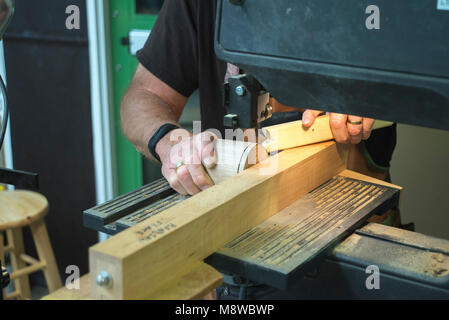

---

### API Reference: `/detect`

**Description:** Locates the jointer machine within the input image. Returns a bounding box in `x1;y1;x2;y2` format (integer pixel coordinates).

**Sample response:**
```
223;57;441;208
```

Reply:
51;1;449;299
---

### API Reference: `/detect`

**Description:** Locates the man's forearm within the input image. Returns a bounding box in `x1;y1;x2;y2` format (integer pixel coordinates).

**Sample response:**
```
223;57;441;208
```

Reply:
121;87;185;161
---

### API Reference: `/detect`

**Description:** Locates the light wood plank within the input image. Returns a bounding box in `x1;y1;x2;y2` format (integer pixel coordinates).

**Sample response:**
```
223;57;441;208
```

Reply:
89;141;346;299
146;262;223;300
262;115;394;153
42;274;91;300
43;262;222;300
262;115;333;153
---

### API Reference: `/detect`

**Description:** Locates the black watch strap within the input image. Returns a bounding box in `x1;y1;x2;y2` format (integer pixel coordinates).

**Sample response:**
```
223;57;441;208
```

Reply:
148;123;180;162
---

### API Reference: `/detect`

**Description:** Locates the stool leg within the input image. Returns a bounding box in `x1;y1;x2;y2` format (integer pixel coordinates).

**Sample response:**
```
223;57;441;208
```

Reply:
29;219;62;293
6;228;31;299
0;232;6;299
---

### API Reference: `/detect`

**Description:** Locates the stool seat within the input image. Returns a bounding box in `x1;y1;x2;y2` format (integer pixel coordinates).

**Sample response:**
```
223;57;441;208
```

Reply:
0;190;61;299
0;191;48;231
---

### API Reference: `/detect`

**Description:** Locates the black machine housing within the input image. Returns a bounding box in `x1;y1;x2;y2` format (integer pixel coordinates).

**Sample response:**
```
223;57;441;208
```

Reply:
215;0;449;131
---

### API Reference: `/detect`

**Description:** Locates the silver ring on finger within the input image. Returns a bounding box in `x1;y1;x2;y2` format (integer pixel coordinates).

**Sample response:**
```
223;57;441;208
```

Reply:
174;160;185;173
347;119;363;125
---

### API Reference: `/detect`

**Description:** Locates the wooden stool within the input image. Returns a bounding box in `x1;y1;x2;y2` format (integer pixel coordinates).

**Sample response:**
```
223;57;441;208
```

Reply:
0;190;62;299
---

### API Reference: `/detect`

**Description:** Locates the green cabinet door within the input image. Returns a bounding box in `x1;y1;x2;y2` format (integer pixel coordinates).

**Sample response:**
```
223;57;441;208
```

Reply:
108;0;162;195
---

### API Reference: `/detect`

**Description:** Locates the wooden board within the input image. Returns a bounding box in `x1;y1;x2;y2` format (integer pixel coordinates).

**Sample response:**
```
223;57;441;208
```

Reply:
146;262;222;300
42;274;91;300
89;141;346;299
262;115;394;153
262;115;334;153
42;262;222;300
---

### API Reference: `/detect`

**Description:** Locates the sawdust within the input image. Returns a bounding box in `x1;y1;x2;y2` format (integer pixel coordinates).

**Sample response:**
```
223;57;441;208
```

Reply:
432;253;445;263
424;253;449;277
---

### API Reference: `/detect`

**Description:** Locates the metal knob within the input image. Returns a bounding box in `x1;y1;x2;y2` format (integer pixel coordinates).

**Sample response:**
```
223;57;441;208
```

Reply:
96;271;113;289
235;85;246;96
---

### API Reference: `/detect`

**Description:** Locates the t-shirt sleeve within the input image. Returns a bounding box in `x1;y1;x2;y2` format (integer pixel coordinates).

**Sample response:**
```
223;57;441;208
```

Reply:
136;0;198;97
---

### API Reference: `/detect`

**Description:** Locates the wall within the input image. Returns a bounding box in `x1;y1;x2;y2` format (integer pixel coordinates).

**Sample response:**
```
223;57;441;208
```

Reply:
390;124;449;240
3;0;98;283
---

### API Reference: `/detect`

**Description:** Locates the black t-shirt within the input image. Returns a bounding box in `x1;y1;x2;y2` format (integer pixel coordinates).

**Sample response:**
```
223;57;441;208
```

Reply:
136;0;397;170
137;0;226;133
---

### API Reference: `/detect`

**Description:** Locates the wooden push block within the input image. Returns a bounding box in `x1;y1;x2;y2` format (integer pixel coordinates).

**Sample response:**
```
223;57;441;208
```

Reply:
89;141;346;299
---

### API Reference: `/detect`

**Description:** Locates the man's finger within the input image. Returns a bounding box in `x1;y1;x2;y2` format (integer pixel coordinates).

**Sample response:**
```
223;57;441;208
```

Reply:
329;113;350;144
347;115;363;144
168;141;184;168
164;168;188;195
176;163;201;195
196;131;218;169
302;109;323;127
184;140;214;191
186;163;214;191
362;118;375;140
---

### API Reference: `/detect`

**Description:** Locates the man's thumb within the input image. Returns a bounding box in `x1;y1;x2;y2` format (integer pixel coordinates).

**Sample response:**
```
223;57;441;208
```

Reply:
302;109;322;127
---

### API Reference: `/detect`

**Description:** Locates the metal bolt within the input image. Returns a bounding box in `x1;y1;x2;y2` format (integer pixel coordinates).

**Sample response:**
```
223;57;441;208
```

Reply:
113;10;119;18
96;271;113;289
235;85;246;96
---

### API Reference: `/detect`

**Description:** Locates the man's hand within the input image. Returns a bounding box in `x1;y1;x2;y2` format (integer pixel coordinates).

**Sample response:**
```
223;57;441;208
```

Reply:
156;129;217;195
302;109;374;144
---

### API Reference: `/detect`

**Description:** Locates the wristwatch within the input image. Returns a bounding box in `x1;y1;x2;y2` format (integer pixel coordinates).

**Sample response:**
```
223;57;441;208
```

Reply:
148;123;180;162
